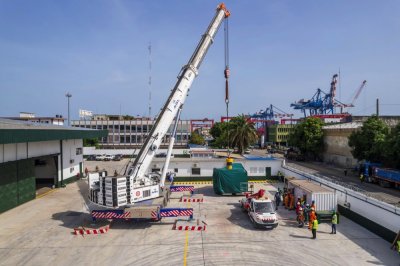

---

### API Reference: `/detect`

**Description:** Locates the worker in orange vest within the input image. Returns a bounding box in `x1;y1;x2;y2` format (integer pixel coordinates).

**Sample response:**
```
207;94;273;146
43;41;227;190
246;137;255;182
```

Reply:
289;193;295;210
311;200;316;212
285;193;290;209
308;209;316;230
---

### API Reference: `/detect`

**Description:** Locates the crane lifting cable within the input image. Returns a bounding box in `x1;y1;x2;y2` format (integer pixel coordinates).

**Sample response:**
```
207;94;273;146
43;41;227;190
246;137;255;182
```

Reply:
224;14;232;164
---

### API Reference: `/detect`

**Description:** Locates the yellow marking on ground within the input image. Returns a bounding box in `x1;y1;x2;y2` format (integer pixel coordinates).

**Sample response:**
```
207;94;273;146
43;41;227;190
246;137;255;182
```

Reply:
36;188;58;199
174;181;212;185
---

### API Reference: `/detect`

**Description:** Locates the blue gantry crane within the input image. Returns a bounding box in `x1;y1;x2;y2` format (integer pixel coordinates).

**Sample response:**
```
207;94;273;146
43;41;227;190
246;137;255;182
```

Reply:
291;74;345;117
291;74;367;117
250;104;293;121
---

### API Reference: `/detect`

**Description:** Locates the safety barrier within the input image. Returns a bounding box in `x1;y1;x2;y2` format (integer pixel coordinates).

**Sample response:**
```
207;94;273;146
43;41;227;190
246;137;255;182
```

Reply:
74;225;110;235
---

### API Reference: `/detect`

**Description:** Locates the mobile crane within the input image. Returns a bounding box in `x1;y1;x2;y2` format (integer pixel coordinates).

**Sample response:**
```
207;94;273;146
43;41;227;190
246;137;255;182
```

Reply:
87;3;230;218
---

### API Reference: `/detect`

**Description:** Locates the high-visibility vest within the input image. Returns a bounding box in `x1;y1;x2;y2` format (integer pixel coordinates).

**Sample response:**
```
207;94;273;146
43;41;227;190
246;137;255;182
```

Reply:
332;214;338;224
312;219;318;230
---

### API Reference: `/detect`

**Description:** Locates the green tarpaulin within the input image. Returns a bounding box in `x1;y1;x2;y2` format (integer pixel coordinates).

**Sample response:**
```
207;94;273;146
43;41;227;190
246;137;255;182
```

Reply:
213;163;248;195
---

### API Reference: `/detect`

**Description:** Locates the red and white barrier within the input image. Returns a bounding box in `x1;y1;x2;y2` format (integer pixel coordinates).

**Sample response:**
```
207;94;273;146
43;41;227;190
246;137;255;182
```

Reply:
180;198;204;202
173;219;207;231
74;225;110;235
174;225;206;231
92;211;130;219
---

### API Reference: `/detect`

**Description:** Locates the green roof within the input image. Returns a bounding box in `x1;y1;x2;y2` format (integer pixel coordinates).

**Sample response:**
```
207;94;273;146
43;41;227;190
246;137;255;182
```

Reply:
0;119;107;144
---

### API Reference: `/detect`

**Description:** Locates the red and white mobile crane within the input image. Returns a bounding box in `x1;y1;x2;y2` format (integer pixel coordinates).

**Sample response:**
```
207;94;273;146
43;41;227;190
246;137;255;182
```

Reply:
88;4;230;215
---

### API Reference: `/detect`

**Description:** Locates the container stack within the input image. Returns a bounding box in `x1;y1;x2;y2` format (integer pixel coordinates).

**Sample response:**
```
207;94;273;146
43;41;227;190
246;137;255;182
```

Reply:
126;176;133;204
88;188;100;203
98;177;106;205
104;177;128;207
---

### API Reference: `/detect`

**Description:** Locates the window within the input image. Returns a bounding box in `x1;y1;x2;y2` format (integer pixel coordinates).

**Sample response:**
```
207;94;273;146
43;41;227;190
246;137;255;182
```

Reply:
152;168;161;172
174;168;179;173
192;168;201;175
76;148;83;155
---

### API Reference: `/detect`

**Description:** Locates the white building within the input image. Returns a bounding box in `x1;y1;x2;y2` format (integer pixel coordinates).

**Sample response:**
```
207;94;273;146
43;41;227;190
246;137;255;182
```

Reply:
72;115;214;149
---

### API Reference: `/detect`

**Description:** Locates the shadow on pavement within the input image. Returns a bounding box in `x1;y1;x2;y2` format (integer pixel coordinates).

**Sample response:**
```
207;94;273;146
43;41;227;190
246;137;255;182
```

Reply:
52;211;92;229
289;234;312;239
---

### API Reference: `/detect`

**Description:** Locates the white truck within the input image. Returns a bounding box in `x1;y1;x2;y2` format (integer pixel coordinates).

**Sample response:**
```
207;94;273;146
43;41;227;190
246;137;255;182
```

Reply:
88;3;230;208
240;190;279;229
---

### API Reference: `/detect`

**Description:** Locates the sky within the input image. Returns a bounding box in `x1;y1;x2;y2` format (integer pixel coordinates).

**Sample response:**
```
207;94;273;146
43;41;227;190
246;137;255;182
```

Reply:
1;0;400;121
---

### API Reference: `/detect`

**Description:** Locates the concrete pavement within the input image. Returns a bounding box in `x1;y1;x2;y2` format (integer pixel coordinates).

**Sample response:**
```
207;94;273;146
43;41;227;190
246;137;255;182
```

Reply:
0;179;398;265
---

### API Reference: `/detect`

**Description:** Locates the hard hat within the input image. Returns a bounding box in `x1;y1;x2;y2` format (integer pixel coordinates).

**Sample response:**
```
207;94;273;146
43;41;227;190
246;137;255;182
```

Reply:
306;203;310;207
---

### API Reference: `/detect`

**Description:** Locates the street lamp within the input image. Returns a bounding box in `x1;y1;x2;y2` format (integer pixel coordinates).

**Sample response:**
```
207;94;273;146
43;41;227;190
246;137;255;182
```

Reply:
65;92;72;126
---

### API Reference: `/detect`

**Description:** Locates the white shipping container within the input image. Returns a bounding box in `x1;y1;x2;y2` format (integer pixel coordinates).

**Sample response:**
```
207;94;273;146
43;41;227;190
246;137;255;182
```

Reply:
289;179;337;212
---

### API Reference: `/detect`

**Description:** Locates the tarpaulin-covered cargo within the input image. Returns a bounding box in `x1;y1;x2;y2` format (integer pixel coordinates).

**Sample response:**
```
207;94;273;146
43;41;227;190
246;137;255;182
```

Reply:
288;179;337;212
213;163;248;195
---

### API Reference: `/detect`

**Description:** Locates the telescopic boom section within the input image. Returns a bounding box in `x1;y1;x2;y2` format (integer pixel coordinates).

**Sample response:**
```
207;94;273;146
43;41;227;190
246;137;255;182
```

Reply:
129;3;230;181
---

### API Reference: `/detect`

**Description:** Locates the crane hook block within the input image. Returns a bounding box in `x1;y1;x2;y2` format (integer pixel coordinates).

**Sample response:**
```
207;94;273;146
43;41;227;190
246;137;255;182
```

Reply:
217;3;230;18
224;68;230;79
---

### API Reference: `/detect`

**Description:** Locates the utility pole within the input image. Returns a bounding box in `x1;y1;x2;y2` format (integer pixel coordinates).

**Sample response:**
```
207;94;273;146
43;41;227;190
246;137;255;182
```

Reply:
148;42;152;117
65;92;72;126
376;98;379;117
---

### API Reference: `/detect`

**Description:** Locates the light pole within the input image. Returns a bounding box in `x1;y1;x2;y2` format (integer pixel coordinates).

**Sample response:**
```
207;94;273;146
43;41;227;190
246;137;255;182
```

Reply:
65;92;72;126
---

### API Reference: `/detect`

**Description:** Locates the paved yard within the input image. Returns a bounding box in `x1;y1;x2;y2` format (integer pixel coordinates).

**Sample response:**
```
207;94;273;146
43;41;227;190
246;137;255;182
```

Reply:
0;179;398;266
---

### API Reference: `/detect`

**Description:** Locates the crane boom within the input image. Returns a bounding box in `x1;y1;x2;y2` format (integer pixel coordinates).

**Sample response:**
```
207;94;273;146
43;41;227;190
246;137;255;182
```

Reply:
88;3;231;209
128;3;230;182
351;80;367;106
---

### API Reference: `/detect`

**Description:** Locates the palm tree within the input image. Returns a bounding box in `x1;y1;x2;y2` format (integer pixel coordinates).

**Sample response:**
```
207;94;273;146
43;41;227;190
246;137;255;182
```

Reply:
229;115;258;154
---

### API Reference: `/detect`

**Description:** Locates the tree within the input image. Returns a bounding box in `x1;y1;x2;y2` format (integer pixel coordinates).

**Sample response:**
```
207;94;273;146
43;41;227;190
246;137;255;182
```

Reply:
209;122;229;148
83;138;99;148
288;117;324;159
189;131;205;145
123;115;135;120
348;115;389;163
383;123;400;168
228;115;258;154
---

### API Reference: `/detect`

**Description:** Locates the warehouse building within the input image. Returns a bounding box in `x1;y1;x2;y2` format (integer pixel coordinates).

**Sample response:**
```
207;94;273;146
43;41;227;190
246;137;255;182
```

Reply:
0;119;107;213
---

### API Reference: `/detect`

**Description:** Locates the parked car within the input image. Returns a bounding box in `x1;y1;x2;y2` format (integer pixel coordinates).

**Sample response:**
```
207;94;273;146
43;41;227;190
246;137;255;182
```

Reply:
113;154;122;161
86;155;96;161
96;154;106;161
104;154;115;161
155;152;174;158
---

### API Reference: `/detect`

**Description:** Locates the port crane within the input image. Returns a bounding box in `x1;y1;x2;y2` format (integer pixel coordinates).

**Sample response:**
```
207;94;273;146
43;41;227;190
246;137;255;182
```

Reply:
88;3;230;209
291;74;340;117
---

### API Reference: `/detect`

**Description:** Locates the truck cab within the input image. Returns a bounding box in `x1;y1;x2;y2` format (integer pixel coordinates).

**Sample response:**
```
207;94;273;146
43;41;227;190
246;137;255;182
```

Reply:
241;197;278;229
